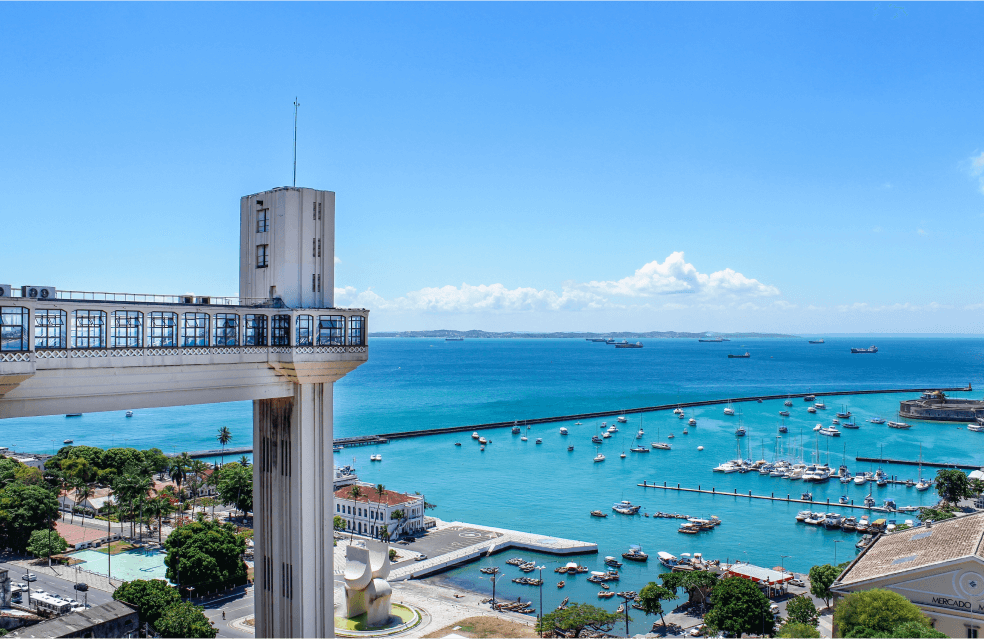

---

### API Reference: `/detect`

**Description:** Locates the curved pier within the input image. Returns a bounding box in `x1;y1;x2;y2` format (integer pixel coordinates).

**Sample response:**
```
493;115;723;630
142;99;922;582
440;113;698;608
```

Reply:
333;384;971;447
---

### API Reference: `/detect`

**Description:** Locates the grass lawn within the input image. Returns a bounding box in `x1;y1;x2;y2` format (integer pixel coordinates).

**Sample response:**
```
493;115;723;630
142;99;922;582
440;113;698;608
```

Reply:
93;541;135;555
423;616;538;638
334;604;416;631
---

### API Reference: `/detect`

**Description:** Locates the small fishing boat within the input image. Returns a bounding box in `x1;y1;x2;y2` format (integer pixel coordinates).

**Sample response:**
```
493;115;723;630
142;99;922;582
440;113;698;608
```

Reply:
591;435;602;444
521;435;528;441
536;438;543;444
779;410;790;417
568;445;574;452
651;442;671;450
66;413;82;418
723;401;735;416
557;581;565;588
843;420;859;429
784;400;793;407
574;422;582;426
125;411;133;418
779;425;788;433
454;442;461;446
472;432;480;439
559;427;568;435
598;591;615;598
804;394;816;401
63;439;74;444
622;545;648;562
479;437;488;444
832;419;840;425
480;446;485;452
667;433;675;439
594;452;605;463
814;402;827;410
619;451;626;459
612;500;641;514
512;425;521;434
682;428;688;435
604;556;623;567
590;510;608;517
688;417;696;426
869;417;886;424
807;406;817;413
617;415;628;423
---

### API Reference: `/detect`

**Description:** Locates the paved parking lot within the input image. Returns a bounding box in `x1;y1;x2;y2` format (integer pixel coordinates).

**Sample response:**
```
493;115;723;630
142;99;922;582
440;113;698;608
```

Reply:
392;525;502;568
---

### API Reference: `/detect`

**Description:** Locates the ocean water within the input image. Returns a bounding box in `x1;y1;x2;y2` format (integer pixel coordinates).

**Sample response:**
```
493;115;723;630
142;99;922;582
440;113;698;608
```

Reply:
4;336;984;633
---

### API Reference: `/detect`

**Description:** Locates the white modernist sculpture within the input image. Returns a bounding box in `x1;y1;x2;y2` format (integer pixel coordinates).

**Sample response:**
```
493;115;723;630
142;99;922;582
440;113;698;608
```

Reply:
344;540;393;626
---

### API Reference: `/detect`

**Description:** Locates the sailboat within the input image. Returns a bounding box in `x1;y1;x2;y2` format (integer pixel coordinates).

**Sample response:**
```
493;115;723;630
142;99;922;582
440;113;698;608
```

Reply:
724;401;735;416
594;446;605;463
651;424;671;450
915;444;931;491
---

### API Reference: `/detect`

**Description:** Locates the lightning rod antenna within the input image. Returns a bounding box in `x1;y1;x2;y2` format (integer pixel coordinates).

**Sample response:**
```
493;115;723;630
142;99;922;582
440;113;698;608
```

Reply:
293;97;300;187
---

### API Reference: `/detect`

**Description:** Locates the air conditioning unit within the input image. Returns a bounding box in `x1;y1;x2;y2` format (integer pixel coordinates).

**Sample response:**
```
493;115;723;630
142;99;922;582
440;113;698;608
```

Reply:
195;296;211;305
0;284;11;298
21;286;56;300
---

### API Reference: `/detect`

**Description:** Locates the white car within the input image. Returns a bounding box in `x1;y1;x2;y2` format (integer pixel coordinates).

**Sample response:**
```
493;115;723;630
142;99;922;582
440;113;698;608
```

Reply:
770;603;780;615
11;582;28;592
789;578;805;587
22;573;37;582
690;625;706;636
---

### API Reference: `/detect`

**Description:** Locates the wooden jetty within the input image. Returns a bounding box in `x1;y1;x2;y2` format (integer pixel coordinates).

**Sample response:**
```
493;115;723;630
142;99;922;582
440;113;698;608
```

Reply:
636;480;921;512
169;445;253;459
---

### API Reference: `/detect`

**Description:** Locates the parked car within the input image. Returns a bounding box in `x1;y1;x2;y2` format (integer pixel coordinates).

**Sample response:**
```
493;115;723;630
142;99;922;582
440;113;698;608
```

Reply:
22;573;37;582
789;578;805;587
11;592;23;604
770;603;780;615
73;583;89;591
689;625;706;636
11;582;28;592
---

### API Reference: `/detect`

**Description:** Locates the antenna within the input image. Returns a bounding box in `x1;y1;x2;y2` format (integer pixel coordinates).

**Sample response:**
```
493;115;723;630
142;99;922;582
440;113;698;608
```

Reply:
293;97;300;187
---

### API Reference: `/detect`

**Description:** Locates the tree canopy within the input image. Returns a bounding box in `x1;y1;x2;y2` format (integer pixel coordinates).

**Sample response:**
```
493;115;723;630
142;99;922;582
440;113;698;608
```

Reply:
835;589;942;638
154;600;217;638
809;563;841;608
535;603;619;638
0;481;60;552
777;622;821;638
935;469;973;505
113;579;181;628
213;462;252;518
164;519;247;592
26;528;68;558
638;582;676;627
703;576;775;638
784;594;819;628
659;570;719;605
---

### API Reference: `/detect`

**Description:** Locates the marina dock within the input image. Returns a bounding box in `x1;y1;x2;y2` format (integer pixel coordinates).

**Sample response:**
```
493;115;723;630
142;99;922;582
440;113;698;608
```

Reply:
170;446;253;459
637;480;922;512
855;456;979;470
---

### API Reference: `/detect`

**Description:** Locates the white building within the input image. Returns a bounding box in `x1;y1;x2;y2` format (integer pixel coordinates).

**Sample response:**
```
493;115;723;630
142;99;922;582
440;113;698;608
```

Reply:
333;484;425;539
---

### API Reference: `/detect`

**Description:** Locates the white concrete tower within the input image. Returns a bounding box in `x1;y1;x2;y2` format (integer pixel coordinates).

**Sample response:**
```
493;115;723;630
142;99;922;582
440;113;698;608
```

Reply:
242;187;358;638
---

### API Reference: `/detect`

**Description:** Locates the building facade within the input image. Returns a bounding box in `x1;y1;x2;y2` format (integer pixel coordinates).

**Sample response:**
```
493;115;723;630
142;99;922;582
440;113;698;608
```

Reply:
833;513;984;638
334;484;425;539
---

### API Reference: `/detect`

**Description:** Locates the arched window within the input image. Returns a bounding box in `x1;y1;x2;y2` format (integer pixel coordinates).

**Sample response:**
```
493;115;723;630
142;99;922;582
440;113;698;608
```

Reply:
271;315;290;346
148;312;178;347
0;307;29;351
72;310;107;349
348;316;365;346
111;311;143;348
245;314;268;346
296;315;313;346
34;309;67;349
317;316;345;345
182;313;209;347
214;314;239;346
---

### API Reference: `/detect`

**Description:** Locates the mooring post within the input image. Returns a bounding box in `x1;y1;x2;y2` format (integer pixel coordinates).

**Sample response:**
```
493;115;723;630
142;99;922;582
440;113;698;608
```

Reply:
749;490;752;497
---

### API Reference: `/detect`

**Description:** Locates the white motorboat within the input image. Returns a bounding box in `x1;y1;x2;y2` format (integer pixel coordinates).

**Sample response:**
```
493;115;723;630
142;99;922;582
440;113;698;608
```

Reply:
472;432;480;439
636;429;644;439
832;419;840;425
652;442;671;450
968;423;984;433
602;432;611;439
688;417;696;426
608;425;618;433
574;422;582;426
795;510;811;522
619;451;626;458
807;406;817;413
521;436;528;441
617;415;628;423
814;402;826;410
370;454;382;461
536;438;543;444
657;551;679;568
713;461;739;473
560;427;569;435
479;437;488;444
594;453;606;463
723;402;735;416
673;408;684;415
869;417;886;424
125;411;133;418
819;425;841;437
784;400;793;407
916;479;932;491
63;439;73;444
887;421;912;429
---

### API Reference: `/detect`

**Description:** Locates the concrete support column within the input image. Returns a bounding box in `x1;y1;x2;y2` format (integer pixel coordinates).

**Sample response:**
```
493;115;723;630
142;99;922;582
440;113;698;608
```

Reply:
254;382;334;638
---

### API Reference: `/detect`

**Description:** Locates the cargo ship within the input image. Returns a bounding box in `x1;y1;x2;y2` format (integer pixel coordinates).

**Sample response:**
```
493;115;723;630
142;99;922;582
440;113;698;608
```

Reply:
851;346;878;354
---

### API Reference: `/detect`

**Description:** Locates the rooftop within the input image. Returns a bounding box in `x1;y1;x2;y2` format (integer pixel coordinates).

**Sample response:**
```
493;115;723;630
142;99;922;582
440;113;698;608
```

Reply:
726;563;793;585
334;485;423;507
836;511;984;586
5;601;137;638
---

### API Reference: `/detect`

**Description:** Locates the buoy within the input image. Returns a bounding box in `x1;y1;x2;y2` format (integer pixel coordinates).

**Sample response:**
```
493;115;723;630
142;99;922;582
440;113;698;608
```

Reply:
698;446;704;451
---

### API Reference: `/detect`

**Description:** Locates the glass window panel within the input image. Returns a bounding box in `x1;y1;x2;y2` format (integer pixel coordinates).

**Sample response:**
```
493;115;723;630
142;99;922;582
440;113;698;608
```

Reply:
257;209;269;233
214;313;239;346
148;312;178;347
34;309;67;349
182;313;209;347
72;310;107;349
296;315;313;346
271;315;290;346
0;307;29;351
245;314;268;346
348;315;365;346
256;244;268;268
316;315;345;345
111;311;143;348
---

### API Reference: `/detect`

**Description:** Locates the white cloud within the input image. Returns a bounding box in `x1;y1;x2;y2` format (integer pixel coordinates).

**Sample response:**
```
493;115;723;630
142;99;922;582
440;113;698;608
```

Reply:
335;253;779;314
334;256;342;264
580;252;780;298
972;151;984;195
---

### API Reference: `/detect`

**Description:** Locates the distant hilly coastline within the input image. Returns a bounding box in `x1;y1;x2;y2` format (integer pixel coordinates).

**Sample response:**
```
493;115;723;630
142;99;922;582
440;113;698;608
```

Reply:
368;330;798;339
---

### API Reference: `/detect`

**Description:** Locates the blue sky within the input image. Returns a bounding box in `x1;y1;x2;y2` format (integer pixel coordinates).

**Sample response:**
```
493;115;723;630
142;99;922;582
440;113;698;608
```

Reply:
2;3;983;333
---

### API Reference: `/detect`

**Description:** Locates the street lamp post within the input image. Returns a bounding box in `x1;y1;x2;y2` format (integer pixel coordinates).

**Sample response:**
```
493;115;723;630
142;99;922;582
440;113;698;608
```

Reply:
780;555;792;595
833;540;843;565
537;565;545;637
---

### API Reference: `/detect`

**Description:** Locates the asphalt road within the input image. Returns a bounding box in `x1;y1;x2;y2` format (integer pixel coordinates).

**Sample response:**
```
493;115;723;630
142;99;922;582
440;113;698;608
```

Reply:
200;587;255;638
1;556;114;609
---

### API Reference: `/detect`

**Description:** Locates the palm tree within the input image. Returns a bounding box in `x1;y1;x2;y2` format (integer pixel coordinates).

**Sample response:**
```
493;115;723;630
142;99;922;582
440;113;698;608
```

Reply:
189;460;210;516
349;485;362;543
239;455;250;467
375;484;386;539
216;427;233;467
74;480;92;525
168;453;192;522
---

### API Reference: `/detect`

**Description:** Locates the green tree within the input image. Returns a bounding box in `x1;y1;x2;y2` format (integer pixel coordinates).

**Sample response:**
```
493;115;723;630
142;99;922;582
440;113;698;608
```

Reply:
659;570;719;606
777;622;821;638
102;448;147;476
154;600;217;638
188;460;210;517
916;506;957;523
216;427;232;466
784;594;819;627
26;528;68;558
147;494;176;544
0;482;60;552
164;518;247;592
638;582;676;627
333;515;346;532
935;468;972;505
704;576;775;638
113;579;181;628
535;603;619;638
809;563;841;608
112;467;152;538
49;445;105;471
835;589;937;638
889;621;947;638
349;485;363;541
143;448;170;478
168;453;192;515
239;455;250;467
214;462;252;521
374;483;386;538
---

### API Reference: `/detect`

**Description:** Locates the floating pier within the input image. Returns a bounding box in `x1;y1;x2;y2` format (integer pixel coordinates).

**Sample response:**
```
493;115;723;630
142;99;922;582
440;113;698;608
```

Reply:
636;480;921;512
855;457;979;470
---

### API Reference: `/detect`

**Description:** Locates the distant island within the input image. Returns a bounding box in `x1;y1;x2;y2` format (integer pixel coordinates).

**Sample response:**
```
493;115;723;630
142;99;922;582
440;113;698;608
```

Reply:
369;330;798;339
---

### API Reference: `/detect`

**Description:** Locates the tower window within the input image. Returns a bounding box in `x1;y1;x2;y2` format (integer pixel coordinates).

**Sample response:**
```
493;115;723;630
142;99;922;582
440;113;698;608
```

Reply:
257;209;269;233
256;244;269;268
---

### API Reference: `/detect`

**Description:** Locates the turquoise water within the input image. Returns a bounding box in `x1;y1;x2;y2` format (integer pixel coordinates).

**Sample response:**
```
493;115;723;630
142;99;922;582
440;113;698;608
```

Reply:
5;337;984;633
70;547;169;583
